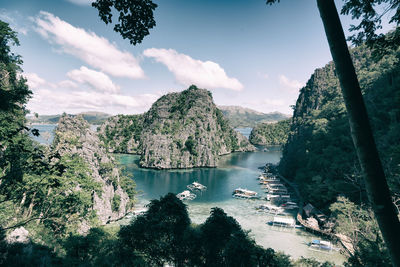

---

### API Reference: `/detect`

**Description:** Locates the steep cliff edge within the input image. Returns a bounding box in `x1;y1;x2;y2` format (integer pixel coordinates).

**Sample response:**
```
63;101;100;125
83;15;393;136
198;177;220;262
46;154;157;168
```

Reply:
53;115;135;227
98;86;255;169
279;44;400;208
139;86;255;169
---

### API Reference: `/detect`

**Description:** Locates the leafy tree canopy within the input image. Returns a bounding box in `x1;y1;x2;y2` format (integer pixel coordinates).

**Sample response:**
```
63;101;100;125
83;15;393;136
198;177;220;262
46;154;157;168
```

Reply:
91;0;157;45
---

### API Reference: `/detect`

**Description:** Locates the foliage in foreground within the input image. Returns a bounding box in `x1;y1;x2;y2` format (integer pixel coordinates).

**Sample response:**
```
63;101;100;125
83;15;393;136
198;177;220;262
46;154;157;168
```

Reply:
1;193;338;267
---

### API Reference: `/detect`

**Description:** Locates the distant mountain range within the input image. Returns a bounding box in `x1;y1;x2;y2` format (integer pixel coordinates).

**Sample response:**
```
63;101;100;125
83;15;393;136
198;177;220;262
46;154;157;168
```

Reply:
27;111;111;125
27;106;290;128
218;105;290;128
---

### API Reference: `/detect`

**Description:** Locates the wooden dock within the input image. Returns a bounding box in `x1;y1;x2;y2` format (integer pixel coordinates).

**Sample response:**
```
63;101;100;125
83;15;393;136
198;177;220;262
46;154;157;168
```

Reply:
277;173;354;256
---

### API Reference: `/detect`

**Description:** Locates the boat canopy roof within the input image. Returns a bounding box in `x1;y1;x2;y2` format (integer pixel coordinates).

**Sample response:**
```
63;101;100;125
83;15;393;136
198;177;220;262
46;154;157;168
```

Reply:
273;217;295;225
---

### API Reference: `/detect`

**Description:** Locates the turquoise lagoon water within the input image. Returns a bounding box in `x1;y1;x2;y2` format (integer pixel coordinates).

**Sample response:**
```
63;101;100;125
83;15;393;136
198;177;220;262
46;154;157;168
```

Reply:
117;150;346;264
30;124;346;264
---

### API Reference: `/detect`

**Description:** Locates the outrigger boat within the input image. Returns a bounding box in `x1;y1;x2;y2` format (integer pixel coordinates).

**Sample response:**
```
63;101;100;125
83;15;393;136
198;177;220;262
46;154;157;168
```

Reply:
232;188;259;199
125;207;149;219
281;201;299;210
267;216;296;228
308;239;334;251
177;190;197;201
265;188;288;195
265;194;291;201
187;182;207;192
259;178;281;184
256;204;285;214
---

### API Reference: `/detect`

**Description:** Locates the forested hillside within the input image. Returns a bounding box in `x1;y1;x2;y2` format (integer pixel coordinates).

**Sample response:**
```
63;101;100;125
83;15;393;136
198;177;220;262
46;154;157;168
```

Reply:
99;86;256;169
139;86;255;168
279;43;399;264
280;44;399;209
249;119;291;145
0;21;136;261
98;114;144;154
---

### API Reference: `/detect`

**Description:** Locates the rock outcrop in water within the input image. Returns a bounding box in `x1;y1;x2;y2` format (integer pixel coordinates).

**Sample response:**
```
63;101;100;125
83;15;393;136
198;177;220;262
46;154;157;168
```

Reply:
139;86;255;169
99;86;255;169
53;115;135;227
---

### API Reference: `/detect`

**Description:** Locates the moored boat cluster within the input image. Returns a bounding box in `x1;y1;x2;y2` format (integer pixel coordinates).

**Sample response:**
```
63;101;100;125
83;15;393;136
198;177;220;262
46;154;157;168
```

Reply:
176;181;207;201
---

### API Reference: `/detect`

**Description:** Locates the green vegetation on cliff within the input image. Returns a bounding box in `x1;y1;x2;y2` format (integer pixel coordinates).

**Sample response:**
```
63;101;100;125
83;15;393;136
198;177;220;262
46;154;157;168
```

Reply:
249;119;291;145
99;86;255;169
279;43;400;265
280;44;399;209
98;114;143;154
139;86;255;169
0;21;136;260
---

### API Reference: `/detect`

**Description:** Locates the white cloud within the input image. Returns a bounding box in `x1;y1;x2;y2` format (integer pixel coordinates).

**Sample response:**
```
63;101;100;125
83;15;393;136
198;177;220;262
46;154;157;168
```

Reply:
279;75;304;89
58;80;78;88
23;73;48;89
143;48;243;91
28;88;159;115
67;66;119;93
65;0;94;6
34;11;145;79
25;73;159;115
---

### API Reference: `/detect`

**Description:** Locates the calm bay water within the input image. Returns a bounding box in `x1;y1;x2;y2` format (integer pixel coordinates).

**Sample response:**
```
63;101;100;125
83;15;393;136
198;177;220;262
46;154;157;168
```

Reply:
30;125;345;264
117;150;346;264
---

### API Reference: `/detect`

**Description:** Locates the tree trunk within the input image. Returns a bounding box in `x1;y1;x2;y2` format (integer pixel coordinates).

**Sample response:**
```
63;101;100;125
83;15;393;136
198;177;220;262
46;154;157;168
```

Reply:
316;0;400;266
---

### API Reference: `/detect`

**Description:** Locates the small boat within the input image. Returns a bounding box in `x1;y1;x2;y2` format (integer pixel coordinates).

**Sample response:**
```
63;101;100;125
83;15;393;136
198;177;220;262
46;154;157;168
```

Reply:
125;207;149;218
232;188;259;199
259;178;281;184
261;183;285;189
281;201;299;210
267;216;296;228
177;190;197;201
257;174;266;180
265;188;288;194
309;239;333;251
187;182;207;192
265;194;291;201
256;204;285;214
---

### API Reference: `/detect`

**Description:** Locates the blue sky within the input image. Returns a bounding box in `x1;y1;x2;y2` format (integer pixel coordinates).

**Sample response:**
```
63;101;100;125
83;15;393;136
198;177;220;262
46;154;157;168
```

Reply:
0;0;396;115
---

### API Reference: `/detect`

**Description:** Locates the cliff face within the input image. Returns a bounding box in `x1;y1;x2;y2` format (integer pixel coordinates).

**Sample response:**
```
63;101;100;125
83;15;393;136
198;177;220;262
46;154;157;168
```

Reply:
98;114;143;154
139;86;255;169
53;115;135;227
279;44;400;207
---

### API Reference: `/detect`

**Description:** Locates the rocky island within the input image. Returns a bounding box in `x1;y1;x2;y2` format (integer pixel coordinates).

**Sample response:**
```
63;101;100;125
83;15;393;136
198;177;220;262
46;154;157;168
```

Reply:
99;86;255;169
53;115;135;229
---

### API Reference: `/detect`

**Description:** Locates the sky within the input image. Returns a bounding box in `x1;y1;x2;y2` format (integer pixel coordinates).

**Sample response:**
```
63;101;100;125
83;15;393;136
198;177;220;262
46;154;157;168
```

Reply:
0;0;396;116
